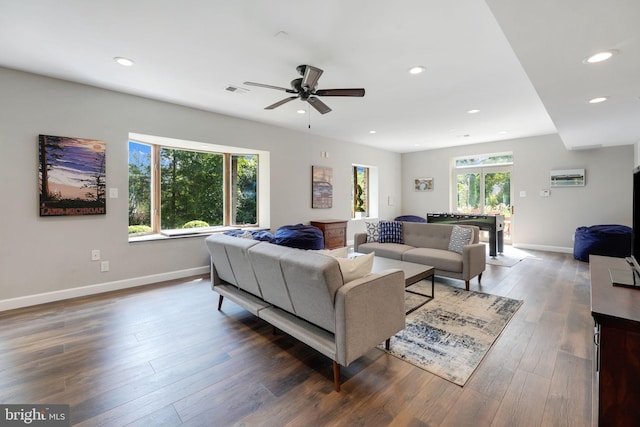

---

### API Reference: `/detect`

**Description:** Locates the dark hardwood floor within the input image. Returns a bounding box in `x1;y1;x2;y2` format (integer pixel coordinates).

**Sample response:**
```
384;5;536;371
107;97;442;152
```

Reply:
0;249;593;426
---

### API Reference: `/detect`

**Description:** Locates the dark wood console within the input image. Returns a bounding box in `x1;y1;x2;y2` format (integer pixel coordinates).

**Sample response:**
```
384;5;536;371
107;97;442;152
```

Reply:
590;255;640;427
310;220;347;249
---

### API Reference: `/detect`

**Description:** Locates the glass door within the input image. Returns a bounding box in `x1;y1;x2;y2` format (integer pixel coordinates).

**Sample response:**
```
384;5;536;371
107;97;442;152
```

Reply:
455;166;512;242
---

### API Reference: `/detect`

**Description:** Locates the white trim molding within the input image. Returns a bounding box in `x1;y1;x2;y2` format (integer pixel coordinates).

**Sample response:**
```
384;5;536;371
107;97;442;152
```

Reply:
0;266;210;312
512;243;573;254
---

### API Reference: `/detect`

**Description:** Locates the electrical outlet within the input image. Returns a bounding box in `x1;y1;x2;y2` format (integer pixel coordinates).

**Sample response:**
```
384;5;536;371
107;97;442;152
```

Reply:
100;261;109;272
91;249;100;261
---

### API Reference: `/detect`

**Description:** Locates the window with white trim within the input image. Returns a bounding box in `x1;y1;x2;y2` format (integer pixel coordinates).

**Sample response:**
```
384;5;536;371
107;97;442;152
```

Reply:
128;138;260;237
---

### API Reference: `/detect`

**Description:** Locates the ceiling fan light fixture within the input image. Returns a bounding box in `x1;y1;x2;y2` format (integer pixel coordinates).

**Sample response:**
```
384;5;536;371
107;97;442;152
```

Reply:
245;64;364;115
409;66;426;75
583;50;618;64
114;57;134;67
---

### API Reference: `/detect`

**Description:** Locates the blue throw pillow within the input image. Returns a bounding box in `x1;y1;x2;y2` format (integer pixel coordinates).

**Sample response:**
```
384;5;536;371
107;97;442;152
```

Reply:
379;221;403;243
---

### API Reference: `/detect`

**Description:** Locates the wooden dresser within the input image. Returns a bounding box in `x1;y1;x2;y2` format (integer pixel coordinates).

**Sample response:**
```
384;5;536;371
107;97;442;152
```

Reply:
310;220;348;249
590;255;640;427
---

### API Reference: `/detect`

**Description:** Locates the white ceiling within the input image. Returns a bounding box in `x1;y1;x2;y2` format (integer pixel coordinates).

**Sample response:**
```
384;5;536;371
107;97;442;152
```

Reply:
1;0;638;153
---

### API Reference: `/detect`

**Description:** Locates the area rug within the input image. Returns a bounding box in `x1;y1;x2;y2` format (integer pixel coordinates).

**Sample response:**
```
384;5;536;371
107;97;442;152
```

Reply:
486;245;536;267
404;290;432;313
383;281;523;386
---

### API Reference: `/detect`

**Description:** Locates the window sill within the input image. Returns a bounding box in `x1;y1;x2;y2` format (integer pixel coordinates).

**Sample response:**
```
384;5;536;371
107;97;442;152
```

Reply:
128;226;265;243
350;217;377;222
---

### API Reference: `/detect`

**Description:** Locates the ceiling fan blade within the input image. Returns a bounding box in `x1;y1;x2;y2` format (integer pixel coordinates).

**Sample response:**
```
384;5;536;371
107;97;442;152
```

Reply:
314;88;365;97
265;96;298;110
302;65;323;90
244;81;296;93
308;97;332;114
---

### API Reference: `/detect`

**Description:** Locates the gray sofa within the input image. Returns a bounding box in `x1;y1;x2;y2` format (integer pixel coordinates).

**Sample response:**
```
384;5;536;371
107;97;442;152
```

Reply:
204;233;405;391
354;222;486;290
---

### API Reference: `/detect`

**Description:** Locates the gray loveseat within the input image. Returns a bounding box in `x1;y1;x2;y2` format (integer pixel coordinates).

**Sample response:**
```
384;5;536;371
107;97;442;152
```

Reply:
354;222;486;290
204;233;405;391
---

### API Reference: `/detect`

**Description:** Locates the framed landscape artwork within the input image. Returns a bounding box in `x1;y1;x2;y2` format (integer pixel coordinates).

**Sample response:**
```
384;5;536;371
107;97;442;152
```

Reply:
550;169;585;187
312;165;333;208
415;177;434;191
39;134;107;216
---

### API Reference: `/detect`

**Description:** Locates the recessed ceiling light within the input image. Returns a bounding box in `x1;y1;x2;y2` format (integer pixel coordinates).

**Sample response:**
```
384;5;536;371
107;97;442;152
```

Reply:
409;66;426;75
589;96;608;104
114;57;134;67
296;109;306;114
369;130;377;134
583;50;618;64
498;130;508;135
467;109;480;114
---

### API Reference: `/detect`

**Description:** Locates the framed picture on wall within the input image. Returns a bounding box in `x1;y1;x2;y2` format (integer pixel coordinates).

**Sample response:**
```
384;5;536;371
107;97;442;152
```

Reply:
39;134;107;216
312;165;333;208
414;177;433;191
550;169;585;187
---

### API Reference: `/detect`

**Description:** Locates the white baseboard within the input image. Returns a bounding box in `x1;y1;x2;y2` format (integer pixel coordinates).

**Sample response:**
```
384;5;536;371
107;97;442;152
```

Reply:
512;243;573;254
0;266;210;312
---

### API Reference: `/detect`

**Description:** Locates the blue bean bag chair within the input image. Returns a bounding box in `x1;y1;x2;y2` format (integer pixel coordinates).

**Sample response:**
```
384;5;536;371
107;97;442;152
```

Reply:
394;215;427;223
224;229;276;243
573;224;632;262
275;224;324;250
251;230;276;242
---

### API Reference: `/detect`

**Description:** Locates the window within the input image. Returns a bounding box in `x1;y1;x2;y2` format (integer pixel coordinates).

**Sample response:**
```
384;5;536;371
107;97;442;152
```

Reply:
352;165;369;218
128;138;259;237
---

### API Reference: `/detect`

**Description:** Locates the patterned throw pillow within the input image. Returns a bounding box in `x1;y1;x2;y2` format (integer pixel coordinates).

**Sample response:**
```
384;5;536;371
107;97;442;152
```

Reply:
379;221;403;243
448;225;473;254
365;221;380;243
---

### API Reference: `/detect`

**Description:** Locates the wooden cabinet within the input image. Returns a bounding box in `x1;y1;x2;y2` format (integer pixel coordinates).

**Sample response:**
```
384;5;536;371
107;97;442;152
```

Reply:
590;255;640;427
310;220;347;250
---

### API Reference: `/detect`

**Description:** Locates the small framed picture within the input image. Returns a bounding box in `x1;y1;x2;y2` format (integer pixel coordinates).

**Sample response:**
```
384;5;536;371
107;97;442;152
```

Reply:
414;177;433;191
312;165;333;208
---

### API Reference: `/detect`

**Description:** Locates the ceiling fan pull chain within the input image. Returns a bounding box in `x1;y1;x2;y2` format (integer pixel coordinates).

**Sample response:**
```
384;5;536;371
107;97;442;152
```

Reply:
308;106;311;129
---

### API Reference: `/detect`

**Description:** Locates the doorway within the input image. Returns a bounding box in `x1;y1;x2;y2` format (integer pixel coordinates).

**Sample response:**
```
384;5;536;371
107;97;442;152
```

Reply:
453;154;513;242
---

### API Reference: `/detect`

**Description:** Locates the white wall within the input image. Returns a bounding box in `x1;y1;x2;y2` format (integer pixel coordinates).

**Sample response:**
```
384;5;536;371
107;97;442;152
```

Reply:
0;68;402;309
402;134;633;251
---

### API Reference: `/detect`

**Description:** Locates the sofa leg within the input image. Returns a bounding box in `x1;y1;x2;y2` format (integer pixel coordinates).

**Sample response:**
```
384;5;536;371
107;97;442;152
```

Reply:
333;361;341;392
478;272;483;284
217;295;224;311
465;280;470;291
385;338;391;350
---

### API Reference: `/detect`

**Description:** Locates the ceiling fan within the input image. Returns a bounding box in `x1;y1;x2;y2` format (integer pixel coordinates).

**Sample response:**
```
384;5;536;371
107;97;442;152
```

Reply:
244;64;365;114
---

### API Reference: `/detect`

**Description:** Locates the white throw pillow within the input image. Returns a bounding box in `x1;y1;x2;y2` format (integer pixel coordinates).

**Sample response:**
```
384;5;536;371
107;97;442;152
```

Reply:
316;247;349;258
337;252;374;283
365;221;380;243
448;225;473;254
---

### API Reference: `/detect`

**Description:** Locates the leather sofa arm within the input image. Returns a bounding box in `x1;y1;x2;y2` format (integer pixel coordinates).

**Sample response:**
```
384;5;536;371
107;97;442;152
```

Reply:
333;269;405;366
353;233;367;252
462;243;486;280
